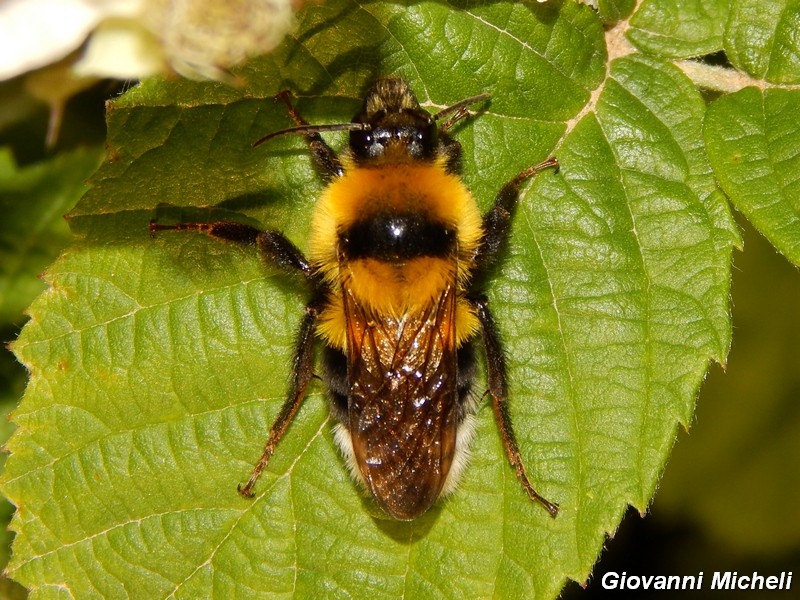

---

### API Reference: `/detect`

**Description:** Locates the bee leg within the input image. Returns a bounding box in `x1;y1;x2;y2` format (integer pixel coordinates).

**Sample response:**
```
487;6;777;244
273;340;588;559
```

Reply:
435;92;491;175
149;220;313;278
274;90;344;180
471;295;559;517
474;157;559;277
151;219;323;495
238;298;321;497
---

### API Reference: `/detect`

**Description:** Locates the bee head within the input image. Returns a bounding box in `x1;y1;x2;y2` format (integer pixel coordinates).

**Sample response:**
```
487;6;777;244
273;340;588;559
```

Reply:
349;78;438;162
254;78;488;167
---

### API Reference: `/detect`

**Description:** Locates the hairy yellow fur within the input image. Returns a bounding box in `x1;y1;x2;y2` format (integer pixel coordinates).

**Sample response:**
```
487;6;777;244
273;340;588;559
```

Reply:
309;158;483;351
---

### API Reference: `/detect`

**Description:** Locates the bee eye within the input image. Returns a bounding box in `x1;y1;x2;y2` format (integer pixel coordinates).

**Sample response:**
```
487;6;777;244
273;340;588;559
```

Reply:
350;129;374;158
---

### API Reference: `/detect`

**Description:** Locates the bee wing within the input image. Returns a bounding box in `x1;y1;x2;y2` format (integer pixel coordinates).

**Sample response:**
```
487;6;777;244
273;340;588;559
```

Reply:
344;281;459;520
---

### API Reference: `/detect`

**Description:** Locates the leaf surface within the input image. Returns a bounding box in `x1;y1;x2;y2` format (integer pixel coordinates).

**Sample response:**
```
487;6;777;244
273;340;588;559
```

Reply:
706;87;800;265
628;0;732;58
0;147;101;598
724;0;800;84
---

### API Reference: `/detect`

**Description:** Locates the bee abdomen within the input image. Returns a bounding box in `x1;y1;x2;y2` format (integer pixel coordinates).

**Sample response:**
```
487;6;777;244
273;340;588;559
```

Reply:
339;212;456;261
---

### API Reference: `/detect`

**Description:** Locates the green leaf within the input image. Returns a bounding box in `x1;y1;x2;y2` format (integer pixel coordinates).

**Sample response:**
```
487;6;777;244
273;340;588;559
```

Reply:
0;147;101;324
0;146;101;599
725;0;800;84
705;87;800;265
628;0;732;58
0;345;26;575
597;0;636;23
2;2;738;599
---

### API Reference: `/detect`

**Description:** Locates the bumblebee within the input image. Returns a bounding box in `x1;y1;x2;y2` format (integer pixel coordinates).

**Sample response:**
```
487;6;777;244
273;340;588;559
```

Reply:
152;78;559;520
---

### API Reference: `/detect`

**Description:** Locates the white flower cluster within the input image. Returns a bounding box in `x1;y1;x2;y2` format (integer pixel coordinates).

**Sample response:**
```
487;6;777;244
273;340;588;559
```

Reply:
0;0;297;82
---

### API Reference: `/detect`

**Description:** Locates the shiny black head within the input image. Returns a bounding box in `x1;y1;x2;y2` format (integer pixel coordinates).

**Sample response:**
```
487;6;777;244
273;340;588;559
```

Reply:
349;78;439;163
254;78;489;171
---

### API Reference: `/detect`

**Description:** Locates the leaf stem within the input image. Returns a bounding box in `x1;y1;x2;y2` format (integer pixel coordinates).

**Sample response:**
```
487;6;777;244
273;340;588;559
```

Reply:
674;60;765;94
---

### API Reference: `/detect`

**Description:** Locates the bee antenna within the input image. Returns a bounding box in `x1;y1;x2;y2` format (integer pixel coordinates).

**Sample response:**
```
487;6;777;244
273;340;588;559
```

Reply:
253;123;371;147
432;92;491;130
